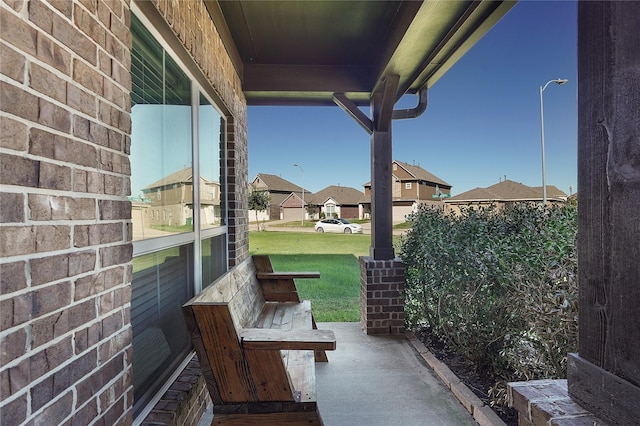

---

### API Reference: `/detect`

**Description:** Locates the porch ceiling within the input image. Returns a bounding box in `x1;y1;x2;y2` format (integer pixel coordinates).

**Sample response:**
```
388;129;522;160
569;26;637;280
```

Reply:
205;0;516;106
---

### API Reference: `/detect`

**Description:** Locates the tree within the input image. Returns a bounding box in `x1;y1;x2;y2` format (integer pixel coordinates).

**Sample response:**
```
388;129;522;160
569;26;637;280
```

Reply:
248;190;270;231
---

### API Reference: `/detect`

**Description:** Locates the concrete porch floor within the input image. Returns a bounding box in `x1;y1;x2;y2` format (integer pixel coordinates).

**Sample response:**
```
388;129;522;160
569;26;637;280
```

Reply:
199;322;477;425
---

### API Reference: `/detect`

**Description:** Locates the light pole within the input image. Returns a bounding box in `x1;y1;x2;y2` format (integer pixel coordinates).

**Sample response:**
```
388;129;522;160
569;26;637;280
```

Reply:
539;78;568;204
293;163;304;225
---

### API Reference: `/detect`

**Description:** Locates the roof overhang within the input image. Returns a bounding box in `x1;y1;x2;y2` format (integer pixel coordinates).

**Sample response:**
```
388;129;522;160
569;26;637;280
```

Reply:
205;0;516;106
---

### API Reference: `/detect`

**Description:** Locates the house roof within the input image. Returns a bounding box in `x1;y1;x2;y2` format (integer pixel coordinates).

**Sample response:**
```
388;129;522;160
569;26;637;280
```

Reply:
206;1;515;106
447;180;567;202
364;160;451;188
308;185;364;206
251;173;310;194
394;160;451;187
144;167;217;190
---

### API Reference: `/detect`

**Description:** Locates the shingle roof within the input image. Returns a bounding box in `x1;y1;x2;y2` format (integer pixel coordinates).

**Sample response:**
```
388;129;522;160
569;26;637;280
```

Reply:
252;173;310;193
145;167;193;189
307;185;364;205
447;180;567;202
394;160;451;187
364;160;452;188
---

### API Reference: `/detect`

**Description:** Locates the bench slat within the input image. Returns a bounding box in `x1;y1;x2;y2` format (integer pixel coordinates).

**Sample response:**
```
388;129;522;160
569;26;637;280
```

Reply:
257;272;321;279
244;349;294;401
240;329;337;351
191;303;256;403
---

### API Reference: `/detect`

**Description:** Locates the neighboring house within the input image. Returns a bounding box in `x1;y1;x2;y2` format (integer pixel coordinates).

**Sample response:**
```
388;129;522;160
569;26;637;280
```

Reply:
307;185;365;220
249;173;311;221
134;167;221;232
445;179;568;212
363;160;452;222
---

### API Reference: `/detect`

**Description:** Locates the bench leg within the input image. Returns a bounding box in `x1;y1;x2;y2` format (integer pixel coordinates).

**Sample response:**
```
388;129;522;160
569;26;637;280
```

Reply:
312;316;329;362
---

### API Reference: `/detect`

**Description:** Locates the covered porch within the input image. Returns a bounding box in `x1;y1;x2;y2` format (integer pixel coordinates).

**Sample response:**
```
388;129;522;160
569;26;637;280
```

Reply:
145;1;638;424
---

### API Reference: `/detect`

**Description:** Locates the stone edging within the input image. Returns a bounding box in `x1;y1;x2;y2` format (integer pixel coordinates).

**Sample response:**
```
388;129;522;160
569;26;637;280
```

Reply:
406;333;506;426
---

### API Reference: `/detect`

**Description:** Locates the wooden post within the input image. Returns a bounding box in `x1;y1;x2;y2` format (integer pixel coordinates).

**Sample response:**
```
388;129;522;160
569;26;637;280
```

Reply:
369;76;398;260
567;2;640;424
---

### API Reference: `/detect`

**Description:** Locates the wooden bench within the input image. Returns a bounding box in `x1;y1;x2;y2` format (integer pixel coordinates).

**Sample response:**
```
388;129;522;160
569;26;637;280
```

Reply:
182;254;336;425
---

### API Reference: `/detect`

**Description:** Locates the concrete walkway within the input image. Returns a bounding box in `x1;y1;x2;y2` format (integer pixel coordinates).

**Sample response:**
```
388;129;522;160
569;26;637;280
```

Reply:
198;322;476;426
315;322;476;426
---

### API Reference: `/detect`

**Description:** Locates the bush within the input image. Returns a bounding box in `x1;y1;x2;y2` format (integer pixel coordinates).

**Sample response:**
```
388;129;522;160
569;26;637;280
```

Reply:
400;203;578;405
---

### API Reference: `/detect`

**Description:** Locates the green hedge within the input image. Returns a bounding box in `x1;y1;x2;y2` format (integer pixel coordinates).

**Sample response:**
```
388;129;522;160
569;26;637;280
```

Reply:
399;203;578;405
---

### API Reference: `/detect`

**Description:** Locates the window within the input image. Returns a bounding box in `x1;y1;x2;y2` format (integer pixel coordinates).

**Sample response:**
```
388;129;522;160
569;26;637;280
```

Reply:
129;13;227;418
405;182;412;189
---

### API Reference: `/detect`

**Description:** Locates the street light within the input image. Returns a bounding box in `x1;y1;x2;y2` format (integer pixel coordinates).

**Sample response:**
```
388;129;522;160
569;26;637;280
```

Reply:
539;78;568;205
293;163;305;225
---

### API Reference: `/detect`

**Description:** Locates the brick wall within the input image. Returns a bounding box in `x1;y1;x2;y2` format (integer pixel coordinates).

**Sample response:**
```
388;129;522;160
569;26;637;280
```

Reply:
360;257;405;335
1;0;133;424
1;0;249;424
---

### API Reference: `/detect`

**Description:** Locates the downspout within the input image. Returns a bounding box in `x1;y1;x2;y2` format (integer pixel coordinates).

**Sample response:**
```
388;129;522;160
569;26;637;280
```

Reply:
392;88;428;120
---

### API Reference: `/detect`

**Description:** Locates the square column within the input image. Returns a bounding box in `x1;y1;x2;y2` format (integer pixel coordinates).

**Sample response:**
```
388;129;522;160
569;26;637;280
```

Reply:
360;256;405;335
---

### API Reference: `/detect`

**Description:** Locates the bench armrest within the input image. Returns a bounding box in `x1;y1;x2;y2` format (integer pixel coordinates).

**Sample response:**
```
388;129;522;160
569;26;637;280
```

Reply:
256;272;320;280
240;329;336;351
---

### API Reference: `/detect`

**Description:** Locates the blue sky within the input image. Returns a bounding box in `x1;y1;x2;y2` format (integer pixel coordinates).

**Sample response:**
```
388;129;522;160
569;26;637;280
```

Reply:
247;0;577;196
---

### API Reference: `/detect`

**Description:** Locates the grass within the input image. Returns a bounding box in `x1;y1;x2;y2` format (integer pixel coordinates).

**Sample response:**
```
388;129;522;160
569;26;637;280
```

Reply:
250;231;371;321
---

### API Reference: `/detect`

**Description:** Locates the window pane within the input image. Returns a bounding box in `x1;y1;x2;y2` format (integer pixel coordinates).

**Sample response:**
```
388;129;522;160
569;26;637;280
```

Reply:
130;15;193;241
199;93;224;229
202;234;227;288
131;244;194;415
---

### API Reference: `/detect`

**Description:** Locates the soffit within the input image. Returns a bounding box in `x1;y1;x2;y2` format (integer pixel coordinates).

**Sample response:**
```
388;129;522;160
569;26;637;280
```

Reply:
206;0;516;106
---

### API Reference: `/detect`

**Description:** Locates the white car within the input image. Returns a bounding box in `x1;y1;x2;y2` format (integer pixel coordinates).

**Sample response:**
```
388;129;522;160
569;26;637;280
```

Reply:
314;218;363;234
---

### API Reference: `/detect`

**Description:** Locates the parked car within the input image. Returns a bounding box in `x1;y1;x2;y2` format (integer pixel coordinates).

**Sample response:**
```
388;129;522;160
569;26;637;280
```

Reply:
314;218;363;234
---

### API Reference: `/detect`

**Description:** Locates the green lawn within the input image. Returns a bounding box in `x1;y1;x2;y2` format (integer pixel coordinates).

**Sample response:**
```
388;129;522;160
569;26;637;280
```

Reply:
249;232;371;321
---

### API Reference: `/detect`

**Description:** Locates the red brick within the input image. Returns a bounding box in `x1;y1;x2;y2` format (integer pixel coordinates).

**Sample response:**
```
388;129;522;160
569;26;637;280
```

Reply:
0;226;36;257
29;64;67;103
52;13;96;64
0;43;26;83
0;327;27;364
38;97;71;132
36;33;73;75
50;0;73;18
30;337;73;380
0;81;39;122
4;357;30;396
67;83;96;117
0;261;27;294
39;161;72;190
32;390;74;424
73;58;103;96
0;391;27;425
28;194;96;221
74;3;105;45
0;192;25;223
0;5;37;56
0;115;28;151
30;252;71;285
98;199;130;220
32;281;72;318
74;322;102;354
31;310;69;347
0;153;40;187
29;0;55;33
71;398;99;426
68;299;97;329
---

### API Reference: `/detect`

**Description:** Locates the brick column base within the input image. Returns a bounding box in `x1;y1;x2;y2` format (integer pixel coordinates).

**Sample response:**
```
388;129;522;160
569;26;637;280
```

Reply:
360;256;405;335
508;379;608;426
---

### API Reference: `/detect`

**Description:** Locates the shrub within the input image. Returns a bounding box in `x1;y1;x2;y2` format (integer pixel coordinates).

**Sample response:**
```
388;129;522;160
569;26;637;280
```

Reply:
400;203;578;405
